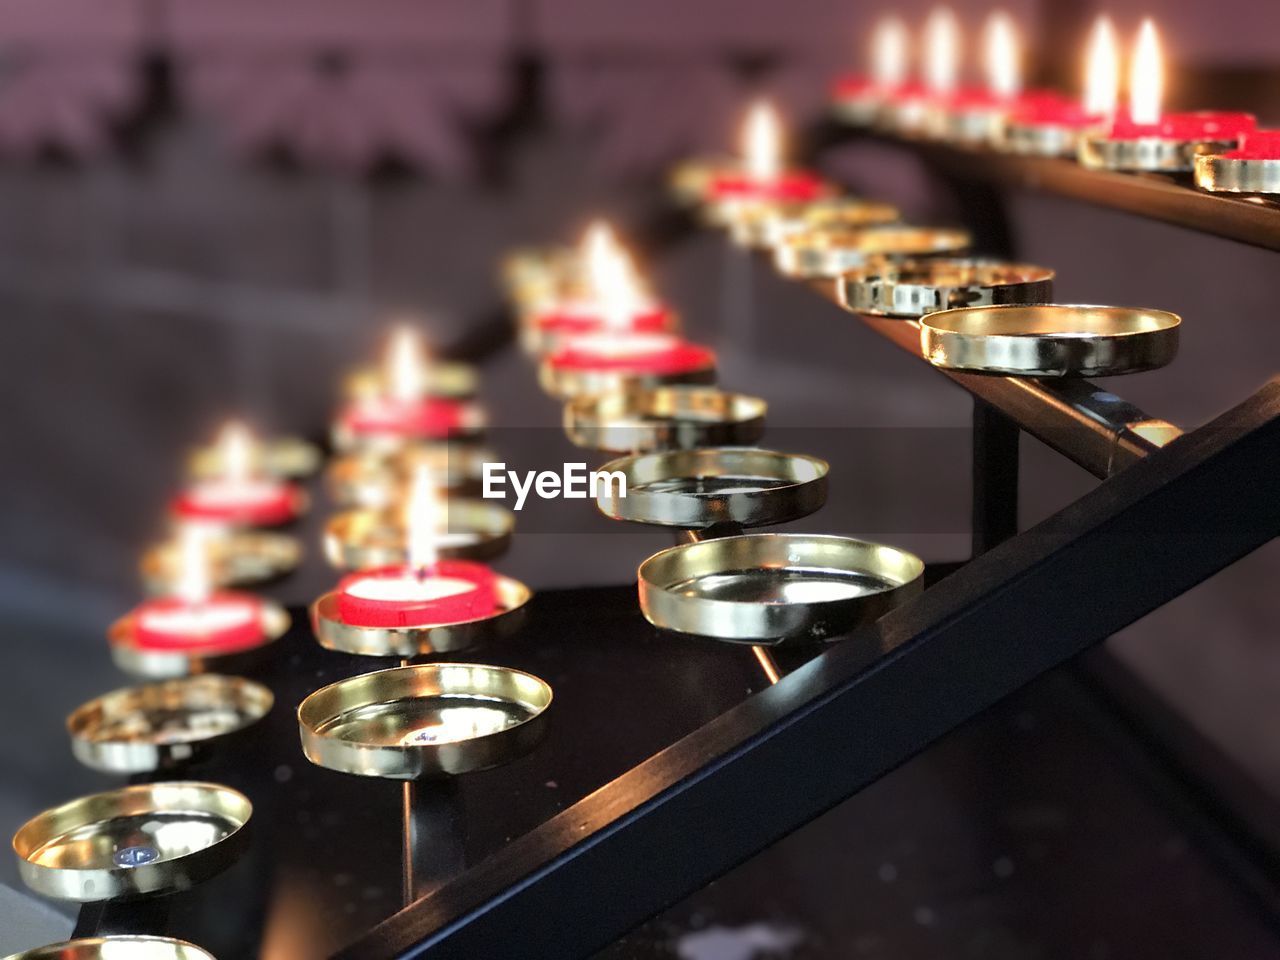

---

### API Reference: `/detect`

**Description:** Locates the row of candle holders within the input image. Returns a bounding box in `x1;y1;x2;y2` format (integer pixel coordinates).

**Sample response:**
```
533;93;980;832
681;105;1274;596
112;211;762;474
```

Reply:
829;10;1280;194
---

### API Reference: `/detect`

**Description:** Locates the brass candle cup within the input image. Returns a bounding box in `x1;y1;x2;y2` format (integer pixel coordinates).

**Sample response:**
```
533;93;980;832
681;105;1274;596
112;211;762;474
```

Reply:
596;447;828;529
924;104;1007;145
324;499;515;571
12;782;251;901
109;601;291;679
310;576;532;657
327;443;494;509
563;385;767;454
343;362;478;402
638;533;924;643
1194;153;1280;195
774;225;971;280
920;303;1181;377
2;937;215;960
839;258;1055;319
538;356;717;401
1000;120;1091;157
1079;133;1240;173
67;675;273;774
141;530;301;595
298;663;552;779
187;436;321;482
728;197;901;250
668;155;739;209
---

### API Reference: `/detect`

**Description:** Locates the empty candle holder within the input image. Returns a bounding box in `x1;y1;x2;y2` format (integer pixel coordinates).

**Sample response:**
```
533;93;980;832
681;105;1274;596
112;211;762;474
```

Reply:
1079;112;1255;173
595;447;828;530
298;662;552;779
1195;130;1280;194
774;225;971;280
3;937;215;960
67;675;273;774
141;530;301;595
920;304;1181;377
12;782;251;901
729;196;901;251
839;258;1055;319
564;386;767;454
327;443;495;509
188;435;321;482
639;533;924;643
324;499;515;571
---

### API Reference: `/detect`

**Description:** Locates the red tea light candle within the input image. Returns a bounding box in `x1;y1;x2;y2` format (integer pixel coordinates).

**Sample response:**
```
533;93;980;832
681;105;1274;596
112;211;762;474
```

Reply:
1001;16;1117;156
1195;130;1280;194
540;329;716;400
831;16;910;125
171;422;304;528
1080;20;1255;172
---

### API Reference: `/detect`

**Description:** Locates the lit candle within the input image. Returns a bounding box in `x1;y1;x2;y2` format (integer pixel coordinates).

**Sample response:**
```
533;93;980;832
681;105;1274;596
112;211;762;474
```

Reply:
337;327;484;444
172;422;303;527
131;525;266;653
831;16;911;124
336;464;498;628
705;101;827;206
1079;19;1255;171
1000;16;1119;156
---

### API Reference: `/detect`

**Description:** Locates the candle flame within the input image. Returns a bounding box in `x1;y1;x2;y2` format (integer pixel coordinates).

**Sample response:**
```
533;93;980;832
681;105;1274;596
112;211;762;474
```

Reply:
217;421;257;484
870;16;909;89
584;220;645;330
923;7;960;95
406;462;440;572
1083;16;1119;117
1130;18;1163;126
176;524;213;605
742;100;782;182
983;11;1021;100
386;326;428;404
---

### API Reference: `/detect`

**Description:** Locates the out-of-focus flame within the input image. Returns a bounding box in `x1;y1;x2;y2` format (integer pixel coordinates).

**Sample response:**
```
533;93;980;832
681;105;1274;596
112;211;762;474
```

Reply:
871;16;909;89
406;462;440;572
743;100;782;182
983;11;1021;100
176;524;213;605
584;220;645;329
1083;16;1119;117
1130;18;1162;126
217;421;256;484
923;8;960;95
386;326;428;404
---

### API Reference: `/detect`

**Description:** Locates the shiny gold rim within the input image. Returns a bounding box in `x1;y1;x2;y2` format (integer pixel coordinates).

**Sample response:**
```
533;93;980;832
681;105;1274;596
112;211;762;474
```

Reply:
537;359;716;400
67;675;274;774
920;303;1181;377
298;663;552;779
343;362;477;401
596;447;828;529
999;120;1087;157
1194;153;1280;194
323;499;515;570
729;197;900;250
638;533;924;643
187;436;321;481
326;443;494;509
2;936;216;960
774;225;971;279
310;575;532;657
839;257;1055;318
12;782;251;901
141;531;301;595
563;386;767;453
1078;135;1236;172
109;602;291;679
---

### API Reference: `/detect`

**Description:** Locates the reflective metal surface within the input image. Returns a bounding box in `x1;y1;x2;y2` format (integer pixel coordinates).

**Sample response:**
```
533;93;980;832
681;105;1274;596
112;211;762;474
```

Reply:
188;436;320;481
1000;120;1087;157
839;257;1054;318
563;386;766;454
108;602;290;679
326;443;494;509
638;533;924;643
729;197;900;250
1078;135;1237;173
1195;153;1280;195
538;358;716;400
323;499;515;570
311;574;531;657
13;782;251;901
140;531;301;595
921;303;1181;377
343;362;477;401
67;676;273;774
298;663;553;779
774;225;971;279
2;937;216;960
596;447;828;528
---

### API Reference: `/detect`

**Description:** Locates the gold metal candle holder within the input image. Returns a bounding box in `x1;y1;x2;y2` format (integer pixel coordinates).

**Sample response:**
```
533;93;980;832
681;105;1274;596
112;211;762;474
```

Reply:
538;355;717;401
327;443;494;509
668;156;739;209
109;601;291;679
596;447;828;529
839;258;1055;319
563;386;767;454
728;196;901;250
920;304;1181;377
1194;152;1280;195
67;675;273;774
141;530;301;595
1000;119;1093;157
774;225;972;280
344;362;478;402
298;663;552;779
2;937;215;960
1079;128;1243;173
12;782;251;901
188;436;321;481
324;499;515;571
311;576;532;657
638;533;924;643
